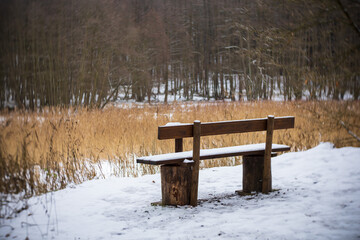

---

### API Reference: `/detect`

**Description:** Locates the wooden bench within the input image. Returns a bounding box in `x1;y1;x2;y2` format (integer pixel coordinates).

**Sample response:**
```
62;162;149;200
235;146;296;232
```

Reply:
137;115;295;206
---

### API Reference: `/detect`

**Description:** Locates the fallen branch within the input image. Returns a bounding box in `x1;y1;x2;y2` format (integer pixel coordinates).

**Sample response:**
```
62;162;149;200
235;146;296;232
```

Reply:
339;120;360;142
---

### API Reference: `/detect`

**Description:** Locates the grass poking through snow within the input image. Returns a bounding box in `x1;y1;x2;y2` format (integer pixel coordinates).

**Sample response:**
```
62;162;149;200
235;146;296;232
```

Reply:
0;101;359;197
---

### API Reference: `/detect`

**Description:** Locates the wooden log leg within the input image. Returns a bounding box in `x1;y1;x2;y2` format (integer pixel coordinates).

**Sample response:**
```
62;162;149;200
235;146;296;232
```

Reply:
161;163;193;206
242;155;271;193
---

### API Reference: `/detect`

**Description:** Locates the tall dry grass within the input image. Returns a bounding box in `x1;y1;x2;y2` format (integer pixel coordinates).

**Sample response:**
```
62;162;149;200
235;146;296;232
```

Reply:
1;101;359;197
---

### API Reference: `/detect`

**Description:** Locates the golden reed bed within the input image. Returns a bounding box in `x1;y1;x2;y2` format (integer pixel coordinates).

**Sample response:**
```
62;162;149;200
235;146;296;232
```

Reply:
1;101;359;196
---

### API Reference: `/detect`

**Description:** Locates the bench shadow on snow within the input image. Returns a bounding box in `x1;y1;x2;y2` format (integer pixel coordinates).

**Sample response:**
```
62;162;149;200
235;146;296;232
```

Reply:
196;189;285;207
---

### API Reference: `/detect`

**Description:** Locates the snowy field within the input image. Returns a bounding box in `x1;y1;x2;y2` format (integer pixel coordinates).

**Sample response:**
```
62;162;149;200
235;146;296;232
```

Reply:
1;143;360;239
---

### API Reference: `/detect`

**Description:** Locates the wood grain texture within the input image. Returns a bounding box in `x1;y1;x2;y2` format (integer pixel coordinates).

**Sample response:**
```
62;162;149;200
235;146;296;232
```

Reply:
262;115;274;194
158;116;295;140
243;155;266;193
161;164;192;206
190;120;201;207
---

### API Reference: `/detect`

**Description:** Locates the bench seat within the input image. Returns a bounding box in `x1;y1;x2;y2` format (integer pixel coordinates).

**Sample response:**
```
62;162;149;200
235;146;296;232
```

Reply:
136;143;290;165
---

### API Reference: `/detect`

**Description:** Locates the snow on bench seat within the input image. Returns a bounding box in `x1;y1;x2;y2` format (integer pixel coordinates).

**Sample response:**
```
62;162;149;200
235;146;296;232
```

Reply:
137;143;290;165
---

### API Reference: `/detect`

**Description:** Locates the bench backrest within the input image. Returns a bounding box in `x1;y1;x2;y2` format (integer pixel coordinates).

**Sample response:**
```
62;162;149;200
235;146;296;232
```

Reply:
158;116;295;140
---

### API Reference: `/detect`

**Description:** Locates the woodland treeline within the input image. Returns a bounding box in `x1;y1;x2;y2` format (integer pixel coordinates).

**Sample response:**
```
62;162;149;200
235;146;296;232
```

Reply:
0;0;359;109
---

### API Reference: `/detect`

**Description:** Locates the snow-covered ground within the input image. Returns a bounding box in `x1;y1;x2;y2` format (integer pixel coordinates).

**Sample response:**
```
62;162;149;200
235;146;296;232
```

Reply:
1;143;360;239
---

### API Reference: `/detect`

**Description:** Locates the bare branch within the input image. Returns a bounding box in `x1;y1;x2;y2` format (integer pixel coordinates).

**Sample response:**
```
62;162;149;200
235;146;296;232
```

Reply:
339;120;360;142
335;0;360;38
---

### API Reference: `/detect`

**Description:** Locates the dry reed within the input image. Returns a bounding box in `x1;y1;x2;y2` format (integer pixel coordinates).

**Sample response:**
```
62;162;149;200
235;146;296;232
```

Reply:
1;101;359;197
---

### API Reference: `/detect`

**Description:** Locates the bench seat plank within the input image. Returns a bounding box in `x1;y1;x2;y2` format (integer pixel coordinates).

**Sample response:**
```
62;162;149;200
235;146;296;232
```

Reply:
137;143;290;165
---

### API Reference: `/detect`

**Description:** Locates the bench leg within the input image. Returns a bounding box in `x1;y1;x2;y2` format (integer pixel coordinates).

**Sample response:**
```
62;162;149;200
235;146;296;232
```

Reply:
242;155;272;193
161;163;193;206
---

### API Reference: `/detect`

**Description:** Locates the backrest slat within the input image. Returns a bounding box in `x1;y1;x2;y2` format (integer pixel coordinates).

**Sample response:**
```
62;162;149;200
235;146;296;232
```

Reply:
158;116;294;140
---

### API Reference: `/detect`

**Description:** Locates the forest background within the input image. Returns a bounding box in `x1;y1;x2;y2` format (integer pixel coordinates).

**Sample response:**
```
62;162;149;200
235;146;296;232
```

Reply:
0;0;359;109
